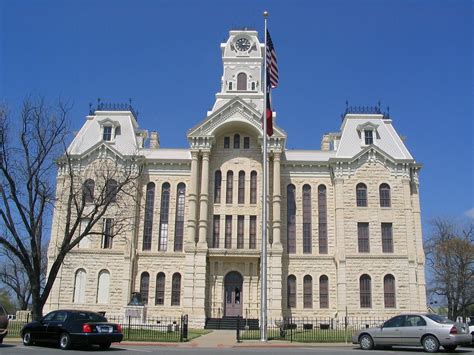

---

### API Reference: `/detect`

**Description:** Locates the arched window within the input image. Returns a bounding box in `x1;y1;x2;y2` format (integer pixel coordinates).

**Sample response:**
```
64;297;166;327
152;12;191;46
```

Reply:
73;269;86;303
318;185;328;254
226;171;233;204
250;171;257;204
303;275;312;308
356;183;367;207
360;274;372;308
379;183;391;207
155;272;165;305
384;274;396;308
287;184;296;254
303;185;312;254
237;72;247;90
97;270;110;304
214;171;222;203
171;273;182;306
83;179;95;203
106;179;118;202
234;134;240;149
287;275;296;308
158;183;170;251
238;171;245;204
143;182;155;251
174;183;186;252
319;275;329;308
140;272;150;305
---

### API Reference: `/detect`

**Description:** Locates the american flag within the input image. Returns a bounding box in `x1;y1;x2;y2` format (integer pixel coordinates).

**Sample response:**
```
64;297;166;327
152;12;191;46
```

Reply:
266;30;279;89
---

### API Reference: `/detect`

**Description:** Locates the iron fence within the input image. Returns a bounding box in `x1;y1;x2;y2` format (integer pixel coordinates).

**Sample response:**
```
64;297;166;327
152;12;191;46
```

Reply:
6;314;189;343
238;316;387;343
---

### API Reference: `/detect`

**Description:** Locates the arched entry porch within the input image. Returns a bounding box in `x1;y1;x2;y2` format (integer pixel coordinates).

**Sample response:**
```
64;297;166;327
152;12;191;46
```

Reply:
224;271;243;317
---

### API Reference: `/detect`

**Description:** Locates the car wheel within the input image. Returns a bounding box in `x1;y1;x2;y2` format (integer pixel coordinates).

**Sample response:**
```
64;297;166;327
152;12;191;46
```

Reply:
59;332;72;350
422;335;440;353
22;332;33;346
359;334;374;350
99;342;111;350
443;345;457;352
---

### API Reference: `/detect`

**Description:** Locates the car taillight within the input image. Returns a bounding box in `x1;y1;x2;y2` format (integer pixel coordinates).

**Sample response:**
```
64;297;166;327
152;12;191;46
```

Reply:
83;324;93;333
116;324;122;333
449;326;458;334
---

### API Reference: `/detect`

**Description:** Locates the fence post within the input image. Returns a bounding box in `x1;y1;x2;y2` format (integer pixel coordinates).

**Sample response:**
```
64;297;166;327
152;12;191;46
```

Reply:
290;317;293;343
236;316;240;342
127;316;131;340
180;315;183;342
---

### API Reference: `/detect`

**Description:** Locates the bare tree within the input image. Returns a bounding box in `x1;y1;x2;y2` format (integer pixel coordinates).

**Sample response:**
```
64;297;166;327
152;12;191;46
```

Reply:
425;218;474;320
0;98;142;320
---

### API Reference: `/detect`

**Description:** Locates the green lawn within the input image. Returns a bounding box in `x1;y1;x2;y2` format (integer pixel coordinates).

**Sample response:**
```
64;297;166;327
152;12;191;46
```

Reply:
240;329;354;343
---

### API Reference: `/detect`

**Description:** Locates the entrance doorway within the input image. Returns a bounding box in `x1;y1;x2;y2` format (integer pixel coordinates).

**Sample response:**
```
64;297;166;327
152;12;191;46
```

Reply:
224;271;243;317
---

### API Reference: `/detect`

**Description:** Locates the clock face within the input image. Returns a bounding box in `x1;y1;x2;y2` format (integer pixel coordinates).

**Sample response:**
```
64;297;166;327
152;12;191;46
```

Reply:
235;37;251;52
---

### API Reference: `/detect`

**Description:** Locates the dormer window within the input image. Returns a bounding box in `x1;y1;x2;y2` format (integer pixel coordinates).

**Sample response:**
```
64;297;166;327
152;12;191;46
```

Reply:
228;82;233;91
224;136;230;148
364;130;373;145
103;126;112;141
251;82;256;91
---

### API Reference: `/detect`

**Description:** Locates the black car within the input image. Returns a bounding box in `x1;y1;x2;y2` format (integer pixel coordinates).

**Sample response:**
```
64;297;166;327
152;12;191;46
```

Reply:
21;310;123;350
0;304;8;344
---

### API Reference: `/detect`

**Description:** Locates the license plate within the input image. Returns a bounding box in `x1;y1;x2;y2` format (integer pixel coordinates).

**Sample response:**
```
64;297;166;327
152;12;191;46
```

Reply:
97;326;112;333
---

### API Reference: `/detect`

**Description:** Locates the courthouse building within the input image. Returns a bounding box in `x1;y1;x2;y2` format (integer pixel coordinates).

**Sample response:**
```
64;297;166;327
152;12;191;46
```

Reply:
46;29;426;326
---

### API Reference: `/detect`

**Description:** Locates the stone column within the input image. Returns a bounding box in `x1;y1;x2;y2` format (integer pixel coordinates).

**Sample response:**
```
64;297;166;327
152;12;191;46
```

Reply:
186;151;199;246
198;150;210;247
334;177;347;314
272;152;282;248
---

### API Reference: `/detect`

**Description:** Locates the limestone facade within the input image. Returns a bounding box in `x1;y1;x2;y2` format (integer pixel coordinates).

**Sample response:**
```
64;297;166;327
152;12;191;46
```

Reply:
45;29;426;326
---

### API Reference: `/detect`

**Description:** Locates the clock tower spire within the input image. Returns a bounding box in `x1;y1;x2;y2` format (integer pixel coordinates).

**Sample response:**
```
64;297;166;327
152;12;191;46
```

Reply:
209;29;265;115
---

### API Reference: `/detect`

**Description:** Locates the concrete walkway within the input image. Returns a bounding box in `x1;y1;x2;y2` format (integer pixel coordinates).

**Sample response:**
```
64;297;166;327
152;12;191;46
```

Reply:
184;330;237;348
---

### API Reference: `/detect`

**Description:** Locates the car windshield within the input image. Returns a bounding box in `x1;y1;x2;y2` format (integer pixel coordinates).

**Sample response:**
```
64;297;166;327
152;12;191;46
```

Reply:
426;314;454;324
72;312;107;322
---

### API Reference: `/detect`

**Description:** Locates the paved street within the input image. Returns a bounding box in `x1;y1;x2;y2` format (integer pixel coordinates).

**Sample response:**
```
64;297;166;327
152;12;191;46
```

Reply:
1;344;474;355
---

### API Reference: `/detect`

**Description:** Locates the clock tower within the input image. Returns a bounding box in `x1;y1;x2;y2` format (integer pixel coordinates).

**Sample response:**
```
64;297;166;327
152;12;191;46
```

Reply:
210;30;265;115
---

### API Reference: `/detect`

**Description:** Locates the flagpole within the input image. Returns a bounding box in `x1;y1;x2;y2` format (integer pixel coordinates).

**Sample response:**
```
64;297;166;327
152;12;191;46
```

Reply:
260;10;269;343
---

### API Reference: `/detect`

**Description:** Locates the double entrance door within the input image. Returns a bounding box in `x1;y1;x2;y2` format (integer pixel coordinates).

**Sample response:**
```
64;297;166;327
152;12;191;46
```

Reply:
224;271;243;317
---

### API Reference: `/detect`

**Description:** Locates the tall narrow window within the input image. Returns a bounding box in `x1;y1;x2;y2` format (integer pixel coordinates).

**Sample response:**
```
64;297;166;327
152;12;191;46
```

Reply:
249;216;256;249
237;216;244;249
384;274;396;308
140;272;150;305
155;272;165;305
303;275;313;308
238;171;245;204
358;222;370;253
364;130;374;145
244;137;250;149
103;126;112;141
171;273;181;306
228;82;233;90
381;223;393;253
224;137;230;148
356;183;367;207
83;179;95;203
78;218;91;248
303;184;312;254
143;182;155;251
73;269;86;303
102;218;113;249
318;185;328;254
158;183;170;251
212;215;220;248
250;171;257;204
225;215;232;249
214;171;222;203
287;275;296;308
237;72;247;90
360;274;372;308
226;171;233;204
319;275;329;308
106;179;118;202
234;134;240;149
379;183;391;207
287;184;296;254
97;270;110;304
174;183;186;252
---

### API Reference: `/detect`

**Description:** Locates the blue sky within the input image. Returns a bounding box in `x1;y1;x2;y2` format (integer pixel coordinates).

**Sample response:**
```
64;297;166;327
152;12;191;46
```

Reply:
0;0;472;235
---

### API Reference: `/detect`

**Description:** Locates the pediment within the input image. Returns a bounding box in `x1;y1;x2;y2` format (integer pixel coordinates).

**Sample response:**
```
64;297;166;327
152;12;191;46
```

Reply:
70;141;126;162
187;97;286;139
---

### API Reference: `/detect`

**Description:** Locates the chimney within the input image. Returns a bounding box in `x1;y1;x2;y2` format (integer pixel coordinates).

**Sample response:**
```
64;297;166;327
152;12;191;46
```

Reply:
149;131;160;149
321;134;331;151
